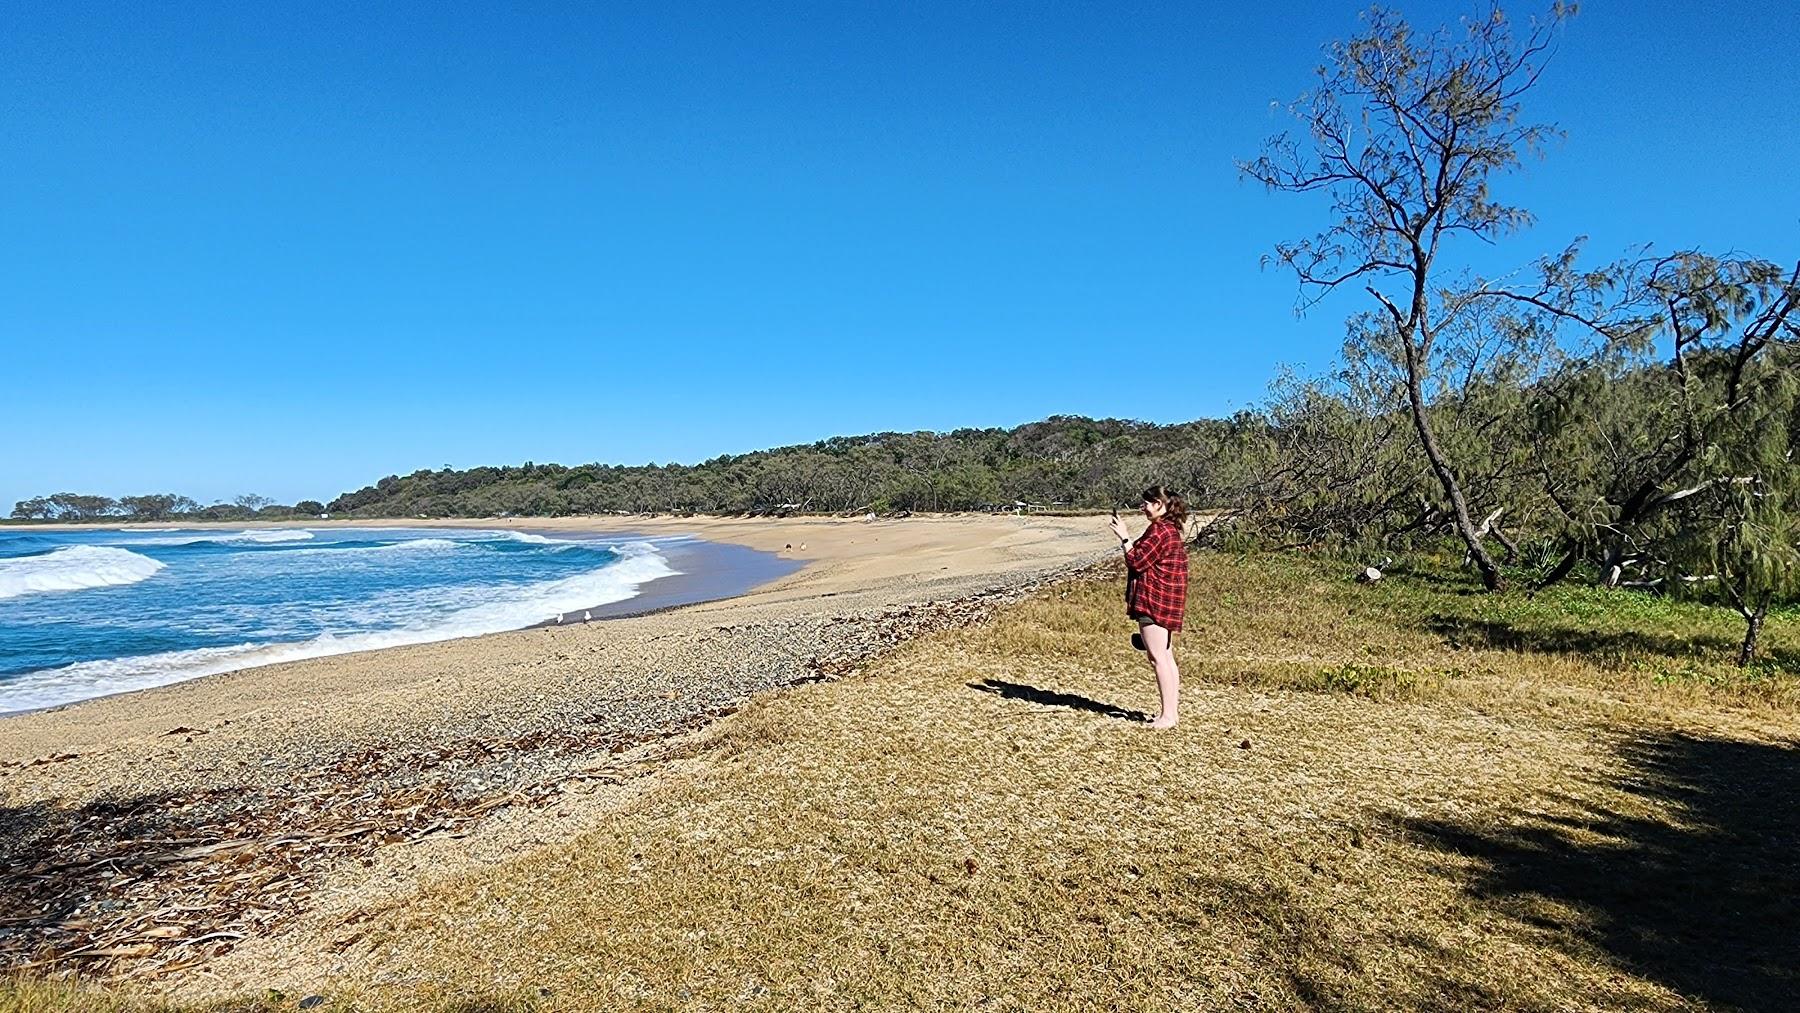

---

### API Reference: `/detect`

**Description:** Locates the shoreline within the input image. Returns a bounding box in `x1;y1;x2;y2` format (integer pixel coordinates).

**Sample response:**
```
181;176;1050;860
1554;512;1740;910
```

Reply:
1;515;1109;790
541;535;803;626
0;530;804;720
2;515;1114;723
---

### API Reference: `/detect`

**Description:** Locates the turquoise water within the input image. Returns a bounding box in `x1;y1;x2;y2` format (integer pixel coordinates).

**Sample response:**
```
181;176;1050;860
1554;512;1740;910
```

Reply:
0;527;686;713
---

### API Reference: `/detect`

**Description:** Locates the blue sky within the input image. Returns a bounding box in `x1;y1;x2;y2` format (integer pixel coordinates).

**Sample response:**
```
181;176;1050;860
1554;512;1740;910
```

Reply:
3;1;1796;507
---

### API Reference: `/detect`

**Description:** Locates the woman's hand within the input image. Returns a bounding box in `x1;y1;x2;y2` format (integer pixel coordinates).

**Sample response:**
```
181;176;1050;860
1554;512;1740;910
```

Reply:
1108;515;1129;542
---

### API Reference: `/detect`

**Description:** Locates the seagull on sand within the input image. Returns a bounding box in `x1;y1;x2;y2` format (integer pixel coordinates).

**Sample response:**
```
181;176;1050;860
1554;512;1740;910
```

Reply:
554;613;564;624
583;610;592;621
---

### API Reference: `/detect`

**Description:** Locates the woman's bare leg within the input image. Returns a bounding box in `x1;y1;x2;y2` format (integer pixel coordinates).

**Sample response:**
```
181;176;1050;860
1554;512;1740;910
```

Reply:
1140;621;1180;729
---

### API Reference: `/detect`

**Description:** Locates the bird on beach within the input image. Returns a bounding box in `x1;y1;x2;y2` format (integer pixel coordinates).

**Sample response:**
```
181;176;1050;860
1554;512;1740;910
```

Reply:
554;614;564;624
583;610;592;621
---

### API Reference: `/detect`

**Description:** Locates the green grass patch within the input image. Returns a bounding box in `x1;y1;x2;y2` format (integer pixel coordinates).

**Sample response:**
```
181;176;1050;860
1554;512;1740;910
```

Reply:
1284;551;1800;705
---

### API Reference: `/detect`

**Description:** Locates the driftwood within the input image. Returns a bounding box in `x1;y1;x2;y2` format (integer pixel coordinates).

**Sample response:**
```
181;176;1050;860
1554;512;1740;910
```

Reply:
0;720;703;978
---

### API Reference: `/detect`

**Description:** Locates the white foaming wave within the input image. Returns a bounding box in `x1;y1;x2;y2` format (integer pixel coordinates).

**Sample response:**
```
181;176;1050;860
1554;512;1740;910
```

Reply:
389;537;460;551
0;546;167;601
285;536;462;557
489;530;696;551
493;531;600;548
230;529;315;543
0;544;679;714
130;529;317;546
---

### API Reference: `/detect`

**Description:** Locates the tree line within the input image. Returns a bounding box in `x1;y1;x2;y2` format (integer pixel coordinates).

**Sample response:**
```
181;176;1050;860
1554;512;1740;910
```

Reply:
10;493;327;522
7;418;1245;524
318;417;1242;519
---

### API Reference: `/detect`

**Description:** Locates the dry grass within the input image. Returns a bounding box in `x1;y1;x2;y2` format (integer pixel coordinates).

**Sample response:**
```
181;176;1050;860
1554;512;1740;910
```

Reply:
0;981;532;1013
11;554;1800;1011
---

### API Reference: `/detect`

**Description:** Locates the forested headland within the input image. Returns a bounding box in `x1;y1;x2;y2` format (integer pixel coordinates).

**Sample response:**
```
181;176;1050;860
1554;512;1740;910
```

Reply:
5;415;1246;524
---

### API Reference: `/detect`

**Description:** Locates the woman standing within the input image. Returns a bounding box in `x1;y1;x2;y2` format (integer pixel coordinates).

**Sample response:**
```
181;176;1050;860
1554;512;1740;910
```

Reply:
1109;485;1189;729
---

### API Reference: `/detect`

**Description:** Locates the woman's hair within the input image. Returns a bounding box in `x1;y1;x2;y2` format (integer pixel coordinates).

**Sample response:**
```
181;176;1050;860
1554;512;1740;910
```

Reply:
1141;484;1188;530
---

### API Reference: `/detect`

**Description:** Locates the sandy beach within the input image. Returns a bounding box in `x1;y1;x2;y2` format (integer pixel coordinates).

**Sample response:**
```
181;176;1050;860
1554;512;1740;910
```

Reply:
1;513;1111;980
2;514;1109;789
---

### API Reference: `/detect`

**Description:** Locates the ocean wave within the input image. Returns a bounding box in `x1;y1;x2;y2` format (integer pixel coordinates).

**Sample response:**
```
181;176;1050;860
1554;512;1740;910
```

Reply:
0;546;167;601
0;545;679;714
285;536;463;557
228;529;316;544
388;537;460;551
491;531;607;549
129;529;317;547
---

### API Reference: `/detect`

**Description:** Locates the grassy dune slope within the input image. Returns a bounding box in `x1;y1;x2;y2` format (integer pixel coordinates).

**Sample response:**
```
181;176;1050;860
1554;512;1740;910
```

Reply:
10;554;1799;1011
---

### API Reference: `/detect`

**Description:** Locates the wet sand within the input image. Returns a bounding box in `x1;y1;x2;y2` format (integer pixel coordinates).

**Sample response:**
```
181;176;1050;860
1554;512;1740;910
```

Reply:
544;536;804;625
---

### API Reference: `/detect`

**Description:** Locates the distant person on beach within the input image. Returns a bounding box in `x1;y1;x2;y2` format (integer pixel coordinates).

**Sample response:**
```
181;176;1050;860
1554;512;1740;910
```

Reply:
1109;485;1188;729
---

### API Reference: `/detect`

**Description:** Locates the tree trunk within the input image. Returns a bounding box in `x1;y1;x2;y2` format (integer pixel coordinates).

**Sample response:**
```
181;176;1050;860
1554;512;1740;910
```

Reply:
1404;370;1507;591
1533;543;1582;591
1491;525;1520;563
1738;599;1768;667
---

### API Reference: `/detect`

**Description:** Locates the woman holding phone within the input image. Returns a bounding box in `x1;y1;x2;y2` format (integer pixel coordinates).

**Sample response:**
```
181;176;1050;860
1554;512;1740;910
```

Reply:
1109;485;1188;729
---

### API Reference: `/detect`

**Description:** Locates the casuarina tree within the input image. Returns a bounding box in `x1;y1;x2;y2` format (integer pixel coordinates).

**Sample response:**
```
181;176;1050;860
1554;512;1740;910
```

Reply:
1637;257;1800;664
1242;3;1574;590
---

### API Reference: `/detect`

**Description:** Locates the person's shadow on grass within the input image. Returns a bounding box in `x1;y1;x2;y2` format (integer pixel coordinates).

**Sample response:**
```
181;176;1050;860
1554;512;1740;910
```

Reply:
967;678;1147;722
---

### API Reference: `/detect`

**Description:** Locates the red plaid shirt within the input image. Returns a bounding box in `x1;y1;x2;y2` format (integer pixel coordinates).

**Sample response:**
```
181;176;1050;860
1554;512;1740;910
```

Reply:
1125;519;1187;631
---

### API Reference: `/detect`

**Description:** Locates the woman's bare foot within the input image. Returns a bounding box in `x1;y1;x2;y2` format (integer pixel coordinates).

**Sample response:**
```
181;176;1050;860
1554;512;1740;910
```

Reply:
1147;714;1178;730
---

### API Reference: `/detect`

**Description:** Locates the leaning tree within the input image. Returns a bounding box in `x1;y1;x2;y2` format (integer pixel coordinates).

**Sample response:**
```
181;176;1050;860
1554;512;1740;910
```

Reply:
1513;253;1800;595
1597;255;1799;663
1242;3;1575;590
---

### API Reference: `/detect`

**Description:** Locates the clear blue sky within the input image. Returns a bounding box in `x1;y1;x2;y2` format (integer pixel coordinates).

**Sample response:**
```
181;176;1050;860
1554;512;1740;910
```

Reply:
4;1;1795;507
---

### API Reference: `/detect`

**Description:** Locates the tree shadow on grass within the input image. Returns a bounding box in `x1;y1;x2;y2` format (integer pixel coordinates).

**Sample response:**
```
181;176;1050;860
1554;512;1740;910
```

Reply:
1423;614;1800;671
967;679;1148;722
1394;732;1800;1011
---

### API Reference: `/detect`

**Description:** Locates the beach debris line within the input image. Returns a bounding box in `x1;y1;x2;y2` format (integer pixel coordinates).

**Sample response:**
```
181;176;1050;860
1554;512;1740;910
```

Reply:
3;752;83;770
0;715;718;978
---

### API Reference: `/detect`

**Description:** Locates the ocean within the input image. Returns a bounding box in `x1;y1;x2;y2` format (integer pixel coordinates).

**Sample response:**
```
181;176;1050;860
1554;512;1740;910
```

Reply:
0;526;782;715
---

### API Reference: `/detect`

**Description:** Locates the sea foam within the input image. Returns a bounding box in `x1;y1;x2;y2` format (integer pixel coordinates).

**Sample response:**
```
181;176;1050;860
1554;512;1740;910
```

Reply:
287;536;461;556
0;546;167;601
130;529;317;546
490;530;694;551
